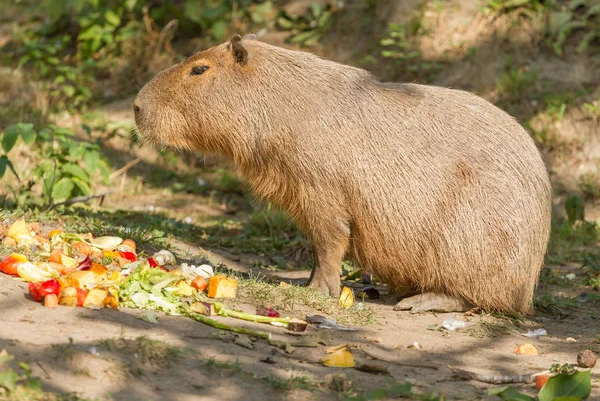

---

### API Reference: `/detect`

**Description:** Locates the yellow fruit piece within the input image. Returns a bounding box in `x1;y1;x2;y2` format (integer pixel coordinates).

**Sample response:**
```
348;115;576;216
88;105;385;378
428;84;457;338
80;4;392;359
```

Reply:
83;288;108;309
59;287;78;307
514;343;538;356
103;287;119;310
7;219;30;241
174;280;194;297
60;254;78;270
90;263;109;282
34;262;61;278
109;271;123;284
93;236;123;249
17;262;53;283
207;275;238;298
320;347;356;367
338;286;354;308
65;270;98;290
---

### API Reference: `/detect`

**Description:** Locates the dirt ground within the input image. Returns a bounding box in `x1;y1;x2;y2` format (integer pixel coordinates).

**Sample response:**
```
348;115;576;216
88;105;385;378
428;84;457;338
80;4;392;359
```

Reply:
1;232;600;401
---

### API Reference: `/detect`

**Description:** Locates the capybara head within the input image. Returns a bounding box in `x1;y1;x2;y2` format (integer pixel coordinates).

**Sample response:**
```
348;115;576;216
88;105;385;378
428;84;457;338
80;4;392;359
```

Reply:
134;34;263;156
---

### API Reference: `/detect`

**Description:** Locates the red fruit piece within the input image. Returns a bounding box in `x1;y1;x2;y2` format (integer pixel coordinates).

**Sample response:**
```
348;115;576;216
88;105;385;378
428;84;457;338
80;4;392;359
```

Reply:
118;251;137;262
148;257;158;267
28;279;61;302
0;253;27;275
76;288;88;307
256;306;280;318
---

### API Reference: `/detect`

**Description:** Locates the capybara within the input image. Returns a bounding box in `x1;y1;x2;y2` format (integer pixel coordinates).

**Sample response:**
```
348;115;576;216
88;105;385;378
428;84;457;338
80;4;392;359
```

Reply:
134;34;552;314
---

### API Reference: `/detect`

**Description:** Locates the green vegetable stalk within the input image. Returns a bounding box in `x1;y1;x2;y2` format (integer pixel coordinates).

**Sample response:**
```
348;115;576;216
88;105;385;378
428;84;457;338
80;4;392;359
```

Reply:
185;310;272;340
213;302;291;327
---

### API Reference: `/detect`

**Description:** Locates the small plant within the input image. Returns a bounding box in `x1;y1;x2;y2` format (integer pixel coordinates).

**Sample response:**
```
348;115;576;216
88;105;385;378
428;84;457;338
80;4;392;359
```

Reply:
578;172;600;200
0;350;42;399
486;0;552;15
16;32;94;112
380;23;420;61
496;58;538;99
1;123;111;208
183;0;279;42
565;193;585;223
583;97;600;120
550;362;576;374
277;3;337;47
548;0;600;56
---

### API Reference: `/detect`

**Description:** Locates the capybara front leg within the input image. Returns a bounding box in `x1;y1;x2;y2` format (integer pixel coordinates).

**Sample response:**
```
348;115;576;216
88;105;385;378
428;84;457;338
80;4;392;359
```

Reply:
307;237;348;298
393;293;472;314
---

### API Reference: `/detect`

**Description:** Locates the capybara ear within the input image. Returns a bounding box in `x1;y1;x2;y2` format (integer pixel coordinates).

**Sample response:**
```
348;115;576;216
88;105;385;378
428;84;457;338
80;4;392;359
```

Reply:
230;34;249;65
243;33;258;41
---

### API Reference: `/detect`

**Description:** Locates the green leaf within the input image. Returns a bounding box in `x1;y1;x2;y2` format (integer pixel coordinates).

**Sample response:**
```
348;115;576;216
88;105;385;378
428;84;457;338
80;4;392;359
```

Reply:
51;177;75;202
548;11;573;36
565;194;584;223
310;3;321;17
62;85;75;98
577;31;600;54
302;32;321;46
203;6;225;20
2;126;20;153
0;369;18;392
539;371;591;401
277;16;294;30
72;176;92;196
83;150;99;172
183;0;205;25
125;0;137;11
380;38;396;46
18;123;36;144
0;155;18;180
288;30;319;44
104;9;121;27
61;163;89;181
488;386;535;401
210;20;229;42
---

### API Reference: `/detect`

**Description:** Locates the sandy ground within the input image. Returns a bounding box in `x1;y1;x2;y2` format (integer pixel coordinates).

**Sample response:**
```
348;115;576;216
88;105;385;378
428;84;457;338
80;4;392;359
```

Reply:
1;241;599;401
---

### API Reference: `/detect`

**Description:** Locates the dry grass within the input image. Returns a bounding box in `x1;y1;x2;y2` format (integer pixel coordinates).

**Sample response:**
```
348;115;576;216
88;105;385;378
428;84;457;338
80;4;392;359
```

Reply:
235;273;377;327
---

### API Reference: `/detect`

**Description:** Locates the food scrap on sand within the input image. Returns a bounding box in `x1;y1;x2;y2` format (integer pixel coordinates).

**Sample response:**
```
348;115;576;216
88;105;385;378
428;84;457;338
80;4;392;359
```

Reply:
0;218;309;339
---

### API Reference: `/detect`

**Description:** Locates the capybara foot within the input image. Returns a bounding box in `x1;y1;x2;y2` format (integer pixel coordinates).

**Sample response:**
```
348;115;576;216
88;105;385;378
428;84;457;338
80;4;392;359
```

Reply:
393;293;472;314
307;274;341;297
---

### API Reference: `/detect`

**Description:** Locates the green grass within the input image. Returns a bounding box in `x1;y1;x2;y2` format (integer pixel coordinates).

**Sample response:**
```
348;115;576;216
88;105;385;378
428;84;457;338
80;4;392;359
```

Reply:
263;373;317;391
236;273;376;327
100;336;182;367
0;350;98;401
546;219;600;266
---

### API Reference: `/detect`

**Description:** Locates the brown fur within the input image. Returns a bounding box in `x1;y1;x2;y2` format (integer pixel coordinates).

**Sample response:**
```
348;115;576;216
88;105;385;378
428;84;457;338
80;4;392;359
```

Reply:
134;35;552;314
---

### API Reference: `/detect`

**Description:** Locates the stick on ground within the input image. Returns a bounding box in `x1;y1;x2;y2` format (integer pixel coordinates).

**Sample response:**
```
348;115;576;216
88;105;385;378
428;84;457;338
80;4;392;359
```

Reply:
448;366;535;384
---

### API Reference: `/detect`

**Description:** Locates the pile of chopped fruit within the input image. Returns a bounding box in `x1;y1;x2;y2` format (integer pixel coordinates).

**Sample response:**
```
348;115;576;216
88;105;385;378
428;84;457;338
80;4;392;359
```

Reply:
0;218;309;338
0;218;234;310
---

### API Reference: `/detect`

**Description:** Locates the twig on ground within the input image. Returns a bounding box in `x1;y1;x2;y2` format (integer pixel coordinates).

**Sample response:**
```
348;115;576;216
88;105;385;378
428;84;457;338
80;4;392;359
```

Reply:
360;346;439;370
109;157;142;179
48;192;111;210
448;366;535;384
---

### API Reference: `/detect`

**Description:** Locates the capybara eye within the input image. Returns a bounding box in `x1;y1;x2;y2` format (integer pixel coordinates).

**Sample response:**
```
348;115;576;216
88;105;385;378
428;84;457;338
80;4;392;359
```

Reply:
190;65;209;76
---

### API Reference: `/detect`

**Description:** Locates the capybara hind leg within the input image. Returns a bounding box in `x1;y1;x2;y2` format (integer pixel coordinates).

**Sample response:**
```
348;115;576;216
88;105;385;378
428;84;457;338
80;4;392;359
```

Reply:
393;293;472;314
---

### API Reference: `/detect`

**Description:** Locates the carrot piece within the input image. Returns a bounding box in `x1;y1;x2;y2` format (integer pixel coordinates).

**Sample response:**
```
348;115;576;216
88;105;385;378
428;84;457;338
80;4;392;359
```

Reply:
44;294;59;308
191;276;208;292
